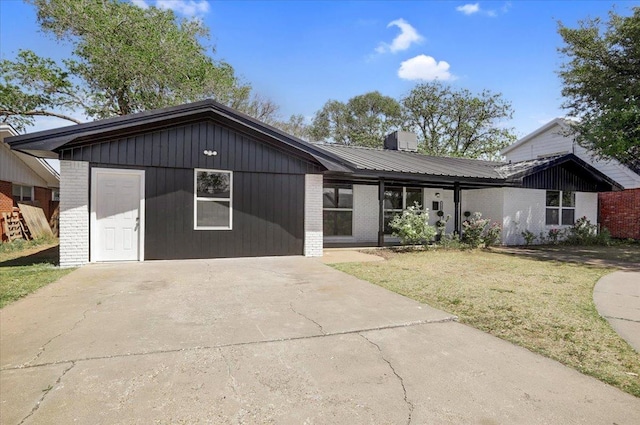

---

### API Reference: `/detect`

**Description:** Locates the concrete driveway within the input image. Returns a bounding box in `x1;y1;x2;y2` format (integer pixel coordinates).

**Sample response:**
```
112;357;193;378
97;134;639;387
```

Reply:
1;257;639;424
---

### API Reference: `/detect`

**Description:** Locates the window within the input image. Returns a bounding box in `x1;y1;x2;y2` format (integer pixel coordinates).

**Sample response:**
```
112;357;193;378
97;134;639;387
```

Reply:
323;184;353;236
52;190;60;201
546;190;575;225
384;186;423;234
194;169;232;230
12;184;33;202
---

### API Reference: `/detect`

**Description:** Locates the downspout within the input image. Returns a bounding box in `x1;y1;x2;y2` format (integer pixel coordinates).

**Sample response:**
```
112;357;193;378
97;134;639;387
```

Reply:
378;179;385;247
454;182;461;236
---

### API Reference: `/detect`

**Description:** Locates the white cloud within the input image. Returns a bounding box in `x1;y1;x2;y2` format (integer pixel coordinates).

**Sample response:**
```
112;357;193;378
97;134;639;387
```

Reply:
130;0;149;9
456;2;511;17
133;1;210;17
376;18;423;54
456;3;480;15
398;55;454;81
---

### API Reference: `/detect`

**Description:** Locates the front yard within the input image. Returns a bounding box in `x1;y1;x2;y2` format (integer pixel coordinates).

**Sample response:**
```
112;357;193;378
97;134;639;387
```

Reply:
0;239;73;308
333;247;640;397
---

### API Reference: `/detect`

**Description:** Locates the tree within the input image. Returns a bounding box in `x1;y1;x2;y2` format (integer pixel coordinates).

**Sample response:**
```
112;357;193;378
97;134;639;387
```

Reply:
558;7;640;166
273;114;310;140
309;91;403;147
1;0;251;131
401;82;515;160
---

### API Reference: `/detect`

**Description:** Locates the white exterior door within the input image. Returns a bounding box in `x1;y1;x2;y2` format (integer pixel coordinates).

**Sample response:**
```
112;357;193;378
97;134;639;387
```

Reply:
91;168;145;262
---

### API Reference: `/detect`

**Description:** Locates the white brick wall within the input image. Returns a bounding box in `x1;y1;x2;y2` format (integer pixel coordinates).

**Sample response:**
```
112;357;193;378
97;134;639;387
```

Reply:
462;188;505;236
353;184;379;243
502;188;546;245
304;174;323;257
59;161;89;268
576;192;598;225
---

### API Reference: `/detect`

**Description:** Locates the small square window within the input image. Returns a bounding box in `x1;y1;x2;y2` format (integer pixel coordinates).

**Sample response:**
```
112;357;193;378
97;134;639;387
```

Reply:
562;191;575;207
384;187;403;210
561;209;575;225
546;208;559;225
546;191;560;207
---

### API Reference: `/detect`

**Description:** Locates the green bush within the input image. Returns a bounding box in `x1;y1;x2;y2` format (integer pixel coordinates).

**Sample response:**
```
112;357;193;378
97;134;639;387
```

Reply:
462;212;501;248
484;222;502;247
521;230;536;246
390;204;436;246
562;217;611;246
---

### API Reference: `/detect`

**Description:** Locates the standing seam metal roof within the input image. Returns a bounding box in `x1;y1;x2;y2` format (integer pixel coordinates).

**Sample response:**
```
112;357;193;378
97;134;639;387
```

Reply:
315;144;505;180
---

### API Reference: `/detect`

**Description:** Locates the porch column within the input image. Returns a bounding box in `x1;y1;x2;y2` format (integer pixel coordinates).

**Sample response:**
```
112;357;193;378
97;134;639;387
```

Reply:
454;182;461;236
378;179;385;247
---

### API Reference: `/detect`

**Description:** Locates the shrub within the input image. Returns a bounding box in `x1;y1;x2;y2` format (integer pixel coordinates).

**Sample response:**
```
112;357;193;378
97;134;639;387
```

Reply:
521;230;536;246
461;212;501;249
547;228;562;245
484;222;502;247
438;233;466;250
389;204;436;246
562;217;610;246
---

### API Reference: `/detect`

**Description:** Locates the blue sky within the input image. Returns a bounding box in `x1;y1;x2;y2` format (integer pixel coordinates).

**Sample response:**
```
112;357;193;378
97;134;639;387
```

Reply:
1;0;639;139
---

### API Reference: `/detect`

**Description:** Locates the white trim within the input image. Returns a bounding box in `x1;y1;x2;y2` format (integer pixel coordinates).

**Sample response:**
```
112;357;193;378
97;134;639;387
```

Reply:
193;168;233;231
90;168;145;262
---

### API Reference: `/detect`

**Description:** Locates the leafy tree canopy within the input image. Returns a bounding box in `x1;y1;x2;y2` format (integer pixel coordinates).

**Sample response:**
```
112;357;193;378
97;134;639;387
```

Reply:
1;0;260;132
558;7;640;166
401;82;515;160
309;84;515;159
309;91;403;148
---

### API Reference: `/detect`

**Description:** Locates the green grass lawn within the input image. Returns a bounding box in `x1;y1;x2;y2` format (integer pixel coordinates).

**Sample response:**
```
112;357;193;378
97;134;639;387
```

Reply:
333;248;640;397
0;239;73;308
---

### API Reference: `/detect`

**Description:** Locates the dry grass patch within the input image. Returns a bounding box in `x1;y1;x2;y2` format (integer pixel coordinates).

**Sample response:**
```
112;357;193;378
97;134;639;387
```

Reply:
334;249;640;397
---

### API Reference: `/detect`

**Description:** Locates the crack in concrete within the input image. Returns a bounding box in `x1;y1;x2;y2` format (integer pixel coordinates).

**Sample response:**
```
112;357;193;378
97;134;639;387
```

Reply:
17;361;75;425
22;293;120;368
359;334;414;425
219;349;239;397
289;303;326;335
2;316;457;372
604;315;640;324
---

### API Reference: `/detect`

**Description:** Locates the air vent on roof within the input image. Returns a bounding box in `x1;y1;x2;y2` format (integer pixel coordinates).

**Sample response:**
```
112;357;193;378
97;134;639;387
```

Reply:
384;131;418;152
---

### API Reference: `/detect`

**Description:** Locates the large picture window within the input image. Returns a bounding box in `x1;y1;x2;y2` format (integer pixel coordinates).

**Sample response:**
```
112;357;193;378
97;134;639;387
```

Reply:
323;184;353;236
384;186;423;234
546;190;575;225
194;169;232;230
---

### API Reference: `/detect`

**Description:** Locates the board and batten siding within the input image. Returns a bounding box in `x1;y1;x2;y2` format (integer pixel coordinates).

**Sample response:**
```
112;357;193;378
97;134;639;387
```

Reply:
59;120;323;260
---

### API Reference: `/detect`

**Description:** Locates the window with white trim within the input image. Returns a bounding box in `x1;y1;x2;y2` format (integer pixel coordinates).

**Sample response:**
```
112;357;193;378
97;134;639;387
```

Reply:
384;186;423;234
546;190;575;225
12;184;33;202
194;169;232;230
323;184;353;236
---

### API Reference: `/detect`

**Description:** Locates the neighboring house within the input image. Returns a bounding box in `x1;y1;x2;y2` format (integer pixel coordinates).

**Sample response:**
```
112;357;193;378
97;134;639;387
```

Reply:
0;124;60;224
502;118;640;239
6;100;619;267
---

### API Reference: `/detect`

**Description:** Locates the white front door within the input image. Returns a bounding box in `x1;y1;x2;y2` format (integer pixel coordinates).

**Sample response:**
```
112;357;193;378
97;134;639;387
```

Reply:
91;168;145;262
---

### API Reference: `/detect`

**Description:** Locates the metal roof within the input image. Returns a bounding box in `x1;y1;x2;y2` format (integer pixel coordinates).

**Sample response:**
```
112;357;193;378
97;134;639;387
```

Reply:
315;144;505;180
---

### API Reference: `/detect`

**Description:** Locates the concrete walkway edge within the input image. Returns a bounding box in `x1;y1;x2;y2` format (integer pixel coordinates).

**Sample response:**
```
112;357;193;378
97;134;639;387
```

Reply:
593;270;640;352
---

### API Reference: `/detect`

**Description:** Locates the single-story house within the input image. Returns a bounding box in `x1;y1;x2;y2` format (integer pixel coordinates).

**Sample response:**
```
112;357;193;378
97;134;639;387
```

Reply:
1;124;60;223
502;118;640;239
6;100;620;267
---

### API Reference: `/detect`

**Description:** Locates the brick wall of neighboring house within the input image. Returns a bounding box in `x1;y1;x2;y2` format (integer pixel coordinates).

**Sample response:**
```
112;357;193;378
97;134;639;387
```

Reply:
0;180;12;214
34;186;53;220
599;189;640;240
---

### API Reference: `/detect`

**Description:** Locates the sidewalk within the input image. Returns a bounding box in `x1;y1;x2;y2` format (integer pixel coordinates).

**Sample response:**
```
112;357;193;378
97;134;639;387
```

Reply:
593;270;640;352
